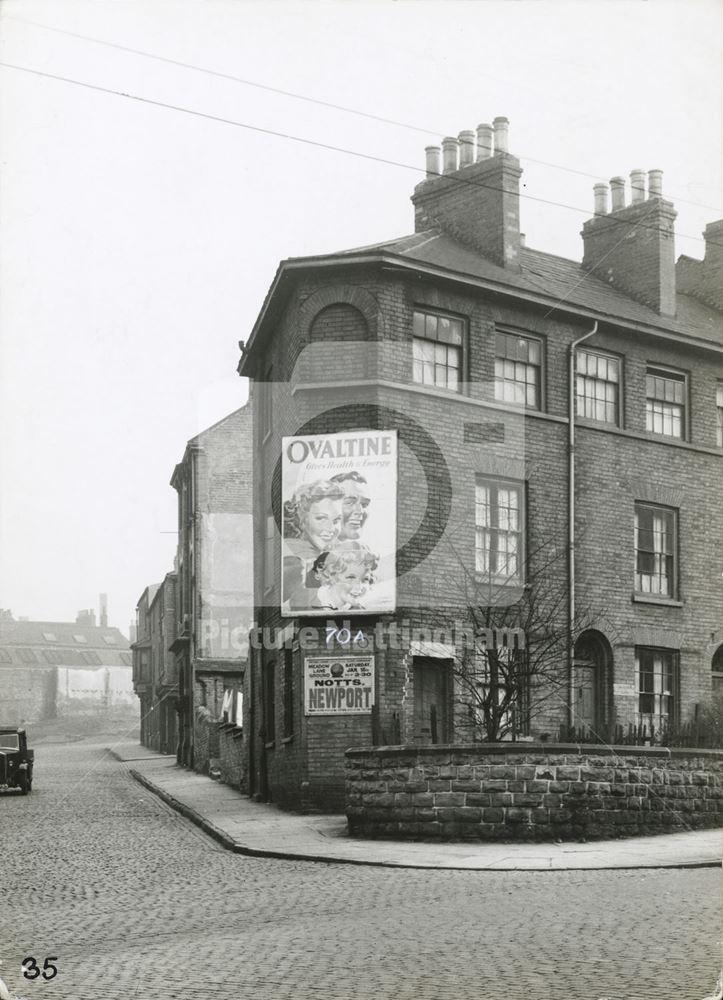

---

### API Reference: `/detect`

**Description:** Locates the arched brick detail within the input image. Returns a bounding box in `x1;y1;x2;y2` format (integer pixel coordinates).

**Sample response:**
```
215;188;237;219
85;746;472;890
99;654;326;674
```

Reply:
310;303;368;343
300;285;379;340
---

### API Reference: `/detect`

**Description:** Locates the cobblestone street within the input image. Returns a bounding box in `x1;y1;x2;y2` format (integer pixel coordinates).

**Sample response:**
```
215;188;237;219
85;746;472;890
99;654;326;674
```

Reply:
1;741;721;1000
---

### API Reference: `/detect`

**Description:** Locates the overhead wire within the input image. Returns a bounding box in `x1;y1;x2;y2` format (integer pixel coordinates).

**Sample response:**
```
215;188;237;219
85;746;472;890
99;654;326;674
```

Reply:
4;11;722;217
1;59;721;252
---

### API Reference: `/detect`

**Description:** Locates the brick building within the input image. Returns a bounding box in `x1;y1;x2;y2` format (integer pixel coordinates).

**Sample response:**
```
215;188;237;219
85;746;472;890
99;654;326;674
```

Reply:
131;584;158;746
170;405;253;783
0;608;132;725
239;118;723;813
131;574;178;753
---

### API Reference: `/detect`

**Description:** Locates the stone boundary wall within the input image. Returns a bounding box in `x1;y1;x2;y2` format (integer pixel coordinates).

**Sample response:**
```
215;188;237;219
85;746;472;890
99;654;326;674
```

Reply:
345;744;723;842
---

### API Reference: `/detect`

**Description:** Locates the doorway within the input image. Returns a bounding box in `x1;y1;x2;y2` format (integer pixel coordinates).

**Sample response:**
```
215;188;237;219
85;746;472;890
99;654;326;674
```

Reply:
572;631;613;737
412;658;450;744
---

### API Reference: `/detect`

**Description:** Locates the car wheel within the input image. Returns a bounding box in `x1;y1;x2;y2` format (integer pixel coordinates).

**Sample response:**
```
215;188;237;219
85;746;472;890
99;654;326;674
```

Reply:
17;772;28;795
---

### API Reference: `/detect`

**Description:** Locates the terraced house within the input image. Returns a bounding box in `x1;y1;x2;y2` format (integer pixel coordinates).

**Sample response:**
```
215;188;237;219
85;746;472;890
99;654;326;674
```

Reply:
239;118;723;812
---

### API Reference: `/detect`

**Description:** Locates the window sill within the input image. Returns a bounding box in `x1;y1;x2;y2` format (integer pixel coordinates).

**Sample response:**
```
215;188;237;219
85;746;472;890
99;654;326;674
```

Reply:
632;595;683;608
474;574;527;589
281;735;294;745
576;416;621;430
412;379;465;396
264;740;275;750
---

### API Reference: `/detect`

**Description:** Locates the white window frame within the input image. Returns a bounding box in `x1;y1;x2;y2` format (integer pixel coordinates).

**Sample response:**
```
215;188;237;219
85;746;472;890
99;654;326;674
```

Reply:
636;647;678;730
645;366;687;440
494;330;543;410
412;308;464;392
576;348;621;425
634;502;678;600
475;478;525;584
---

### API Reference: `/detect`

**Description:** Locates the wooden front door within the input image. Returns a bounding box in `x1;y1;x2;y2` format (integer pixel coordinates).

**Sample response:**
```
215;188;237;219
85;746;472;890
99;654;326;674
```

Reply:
572;664;597;734
413;659;450;744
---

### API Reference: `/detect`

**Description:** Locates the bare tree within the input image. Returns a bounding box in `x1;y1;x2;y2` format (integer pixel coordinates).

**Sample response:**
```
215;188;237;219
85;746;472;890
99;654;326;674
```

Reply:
424;531;602;742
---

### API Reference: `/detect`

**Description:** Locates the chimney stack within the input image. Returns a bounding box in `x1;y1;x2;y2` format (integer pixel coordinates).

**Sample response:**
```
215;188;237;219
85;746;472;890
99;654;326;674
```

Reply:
425;146;441;178
593;183;609;216
648;169;663;197
493;116;509;154
610;176;626;211
442;137;459;174
412;115;522;270
476;123;493;160
630;169;646;204
581;169;677;315
676;218;723;312
99;593;108;628
458;130;475;167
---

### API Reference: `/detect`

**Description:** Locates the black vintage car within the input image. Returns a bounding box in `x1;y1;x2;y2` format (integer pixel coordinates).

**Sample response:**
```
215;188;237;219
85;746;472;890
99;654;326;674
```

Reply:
0;728;34;794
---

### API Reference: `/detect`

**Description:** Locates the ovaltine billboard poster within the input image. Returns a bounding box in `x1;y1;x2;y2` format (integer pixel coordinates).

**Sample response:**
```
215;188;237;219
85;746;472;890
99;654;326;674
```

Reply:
281;430;397;616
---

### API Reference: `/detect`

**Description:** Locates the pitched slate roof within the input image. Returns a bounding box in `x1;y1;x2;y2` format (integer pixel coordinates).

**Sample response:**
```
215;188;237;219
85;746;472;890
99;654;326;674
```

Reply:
0;620;131;669
332;229;723;348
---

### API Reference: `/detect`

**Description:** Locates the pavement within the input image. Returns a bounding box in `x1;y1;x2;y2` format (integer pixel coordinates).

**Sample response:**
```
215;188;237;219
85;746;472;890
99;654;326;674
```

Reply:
107;740;723;872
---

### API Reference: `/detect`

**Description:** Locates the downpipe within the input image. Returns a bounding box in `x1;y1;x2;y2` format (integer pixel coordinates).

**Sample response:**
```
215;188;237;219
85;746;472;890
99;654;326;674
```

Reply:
567;321;598;732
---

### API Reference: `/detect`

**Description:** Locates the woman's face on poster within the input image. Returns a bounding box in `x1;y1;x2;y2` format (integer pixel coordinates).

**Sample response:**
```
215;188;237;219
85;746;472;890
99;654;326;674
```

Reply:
300;497;342;551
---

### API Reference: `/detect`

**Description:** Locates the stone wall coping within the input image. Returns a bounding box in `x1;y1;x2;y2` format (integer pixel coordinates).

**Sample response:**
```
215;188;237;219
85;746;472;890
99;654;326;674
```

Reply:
345;743;723;761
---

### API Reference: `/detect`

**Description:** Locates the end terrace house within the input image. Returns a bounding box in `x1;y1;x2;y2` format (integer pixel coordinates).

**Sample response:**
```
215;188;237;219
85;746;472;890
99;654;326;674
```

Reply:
238;117;723;813
170;406;254;783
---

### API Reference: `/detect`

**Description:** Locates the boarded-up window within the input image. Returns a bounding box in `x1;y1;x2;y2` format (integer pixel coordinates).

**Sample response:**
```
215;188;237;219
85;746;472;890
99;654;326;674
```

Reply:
310;304;368;342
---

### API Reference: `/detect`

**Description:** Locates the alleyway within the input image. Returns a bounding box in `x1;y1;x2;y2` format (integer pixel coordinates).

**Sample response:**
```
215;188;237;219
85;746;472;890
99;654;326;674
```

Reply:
2;740;721;1000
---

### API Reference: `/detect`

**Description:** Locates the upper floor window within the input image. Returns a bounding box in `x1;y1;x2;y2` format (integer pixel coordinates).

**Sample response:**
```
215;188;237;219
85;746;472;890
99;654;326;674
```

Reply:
475;479;524;583
634;502;677;599
646;367;686;439
494;332;542;409
412;309;463;391
576;349;620;425
717;383;723;447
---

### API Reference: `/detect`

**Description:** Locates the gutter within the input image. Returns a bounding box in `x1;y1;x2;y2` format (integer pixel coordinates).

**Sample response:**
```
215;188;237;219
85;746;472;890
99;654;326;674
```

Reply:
567;320;598;730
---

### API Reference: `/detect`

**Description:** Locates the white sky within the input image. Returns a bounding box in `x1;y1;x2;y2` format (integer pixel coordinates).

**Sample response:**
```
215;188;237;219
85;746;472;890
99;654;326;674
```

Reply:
0;0;721;634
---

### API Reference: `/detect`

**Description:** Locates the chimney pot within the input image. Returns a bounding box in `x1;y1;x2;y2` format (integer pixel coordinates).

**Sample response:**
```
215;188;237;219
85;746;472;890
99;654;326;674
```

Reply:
630;169;646;204
425;145;441;178
610;176;626;211
593;183;609;216
476;123;493;160
648;169;663;198
441;137;459;174
458;130;475;167
493;116;509;154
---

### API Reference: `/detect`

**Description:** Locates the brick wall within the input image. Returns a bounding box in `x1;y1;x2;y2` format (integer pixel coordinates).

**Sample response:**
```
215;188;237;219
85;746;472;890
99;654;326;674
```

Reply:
193;705;219;774
346;744;723;841
412;155;522;269
248;256;722;813
0;667;56;724
582;199;677;315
